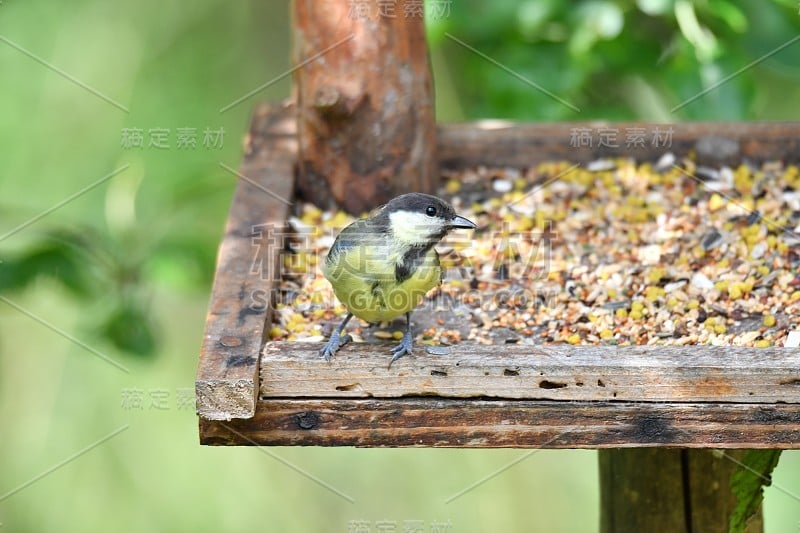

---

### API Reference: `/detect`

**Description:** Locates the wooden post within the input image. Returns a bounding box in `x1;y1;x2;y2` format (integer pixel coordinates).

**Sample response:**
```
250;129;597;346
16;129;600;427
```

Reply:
293;0;437;214
599;449;764;533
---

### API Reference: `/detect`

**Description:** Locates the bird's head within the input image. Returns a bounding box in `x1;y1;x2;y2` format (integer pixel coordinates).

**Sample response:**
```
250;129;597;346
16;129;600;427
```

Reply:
379;192;477;246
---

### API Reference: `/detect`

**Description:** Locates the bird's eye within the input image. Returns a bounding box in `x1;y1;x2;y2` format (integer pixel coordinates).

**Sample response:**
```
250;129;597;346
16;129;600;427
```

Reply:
425;206;437;217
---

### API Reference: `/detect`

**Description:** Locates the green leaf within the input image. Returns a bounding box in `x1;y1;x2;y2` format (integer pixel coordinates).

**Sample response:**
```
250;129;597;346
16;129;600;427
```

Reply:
100;304;157;357
0;235;95;297
707;0;748;33
637;0;674;16
728;450;782;533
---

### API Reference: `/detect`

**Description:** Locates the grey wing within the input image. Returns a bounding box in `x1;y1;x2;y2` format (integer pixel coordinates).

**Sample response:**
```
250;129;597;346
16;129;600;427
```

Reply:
324;220;391;282
326;219;372;262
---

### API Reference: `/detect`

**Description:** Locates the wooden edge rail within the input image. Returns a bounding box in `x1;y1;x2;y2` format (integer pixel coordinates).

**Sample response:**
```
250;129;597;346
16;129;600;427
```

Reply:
437;121;800;169
260;342;800;403
195;103;297;420
199;399;800;448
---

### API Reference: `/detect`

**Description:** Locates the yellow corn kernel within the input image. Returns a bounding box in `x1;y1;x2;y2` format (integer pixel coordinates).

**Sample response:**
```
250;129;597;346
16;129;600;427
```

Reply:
647;268;665;283
645;286;664;302
728;285;743;300
708;193;725;211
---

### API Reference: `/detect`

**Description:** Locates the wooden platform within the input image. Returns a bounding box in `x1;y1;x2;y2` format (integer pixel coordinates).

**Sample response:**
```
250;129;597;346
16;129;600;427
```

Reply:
196;102;800;447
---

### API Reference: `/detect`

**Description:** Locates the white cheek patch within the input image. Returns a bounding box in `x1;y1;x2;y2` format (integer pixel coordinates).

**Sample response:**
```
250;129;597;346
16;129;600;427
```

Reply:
389;211;445;245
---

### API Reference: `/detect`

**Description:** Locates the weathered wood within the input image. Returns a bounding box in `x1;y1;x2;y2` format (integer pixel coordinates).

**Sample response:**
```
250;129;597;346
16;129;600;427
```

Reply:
199;399;800;448
293;0;436;214
599;449;688;533
261;342;800;403
437;122;800;168
685;450;764;533
195;103;296;420
600;449;765;533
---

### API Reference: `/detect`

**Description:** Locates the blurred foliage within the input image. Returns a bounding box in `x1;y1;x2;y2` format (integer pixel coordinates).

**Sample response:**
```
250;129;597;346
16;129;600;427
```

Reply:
0;178;220;355
0;0;286;358
427;0;800;120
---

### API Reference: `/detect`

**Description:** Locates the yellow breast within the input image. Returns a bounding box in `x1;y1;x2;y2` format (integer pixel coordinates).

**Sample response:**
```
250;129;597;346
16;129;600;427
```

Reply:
323;244;441;323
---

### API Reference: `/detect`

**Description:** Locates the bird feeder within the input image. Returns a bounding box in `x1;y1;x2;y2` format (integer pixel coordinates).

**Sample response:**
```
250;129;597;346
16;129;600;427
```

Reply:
196;3;800;531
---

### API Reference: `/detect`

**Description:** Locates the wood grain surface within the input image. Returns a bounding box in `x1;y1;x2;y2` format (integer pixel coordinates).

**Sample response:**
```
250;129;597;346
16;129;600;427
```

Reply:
195;103;296;420
261;342;800;403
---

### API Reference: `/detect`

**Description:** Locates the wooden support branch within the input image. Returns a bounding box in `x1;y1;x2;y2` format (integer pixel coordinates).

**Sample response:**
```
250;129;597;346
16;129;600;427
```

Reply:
293;0;436;213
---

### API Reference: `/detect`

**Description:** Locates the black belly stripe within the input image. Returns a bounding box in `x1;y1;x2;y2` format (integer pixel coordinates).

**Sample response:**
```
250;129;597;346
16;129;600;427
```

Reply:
395;244;436;283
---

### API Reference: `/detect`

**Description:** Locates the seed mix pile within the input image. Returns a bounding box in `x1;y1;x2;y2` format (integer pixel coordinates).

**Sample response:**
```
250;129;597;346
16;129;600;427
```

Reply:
271;155;800;349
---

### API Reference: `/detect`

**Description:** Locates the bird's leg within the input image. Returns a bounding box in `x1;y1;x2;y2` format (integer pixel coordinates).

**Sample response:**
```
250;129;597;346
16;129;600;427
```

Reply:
320;313;353;361
389;312;414;368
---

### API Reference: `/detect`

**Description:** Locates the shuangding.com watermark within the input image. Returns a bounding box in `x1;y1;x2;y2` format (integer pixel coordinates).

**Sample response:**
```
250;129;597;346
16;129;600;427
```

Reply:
347;0;453;20
568;126;674;149
246;222;558;313
120;387;195;411
346;518;453;532
251;278;560;317
120;126;225;150
248;223;556;281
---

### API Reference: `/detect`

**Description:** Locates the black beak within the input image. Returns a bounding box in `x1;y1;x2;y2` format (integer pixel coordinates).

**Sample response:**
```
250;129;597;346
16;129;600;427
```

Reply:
449;215;477;229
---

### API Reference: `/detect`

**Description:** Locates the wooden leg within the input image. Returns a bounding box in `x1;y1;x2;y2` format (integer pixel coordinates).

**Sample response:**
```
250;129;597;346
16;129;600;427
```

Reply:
599;449;764;533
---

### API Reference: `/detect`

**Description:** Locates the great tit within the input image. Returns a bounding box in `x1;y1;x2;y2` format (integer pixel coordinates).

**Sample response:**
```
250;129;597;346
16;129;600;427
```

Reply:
320;193;477;365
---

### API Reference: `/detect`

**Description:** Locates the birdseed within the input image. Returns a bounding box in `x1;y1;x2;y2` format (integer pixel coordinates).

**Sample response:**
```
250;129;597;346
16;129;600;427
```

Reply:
271;157;800;348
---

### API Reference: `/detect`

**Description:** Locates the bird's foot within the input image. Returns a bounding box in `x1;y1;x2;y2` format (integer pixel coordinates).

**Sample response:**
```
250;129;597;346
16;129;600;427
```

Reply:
320;330;352;361
388;331;413;368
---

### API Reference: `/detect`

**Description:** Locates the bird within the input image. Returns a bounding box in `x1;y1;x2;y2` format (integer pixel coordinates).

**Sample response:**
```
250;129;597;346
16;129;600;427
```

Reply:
319;192;477;366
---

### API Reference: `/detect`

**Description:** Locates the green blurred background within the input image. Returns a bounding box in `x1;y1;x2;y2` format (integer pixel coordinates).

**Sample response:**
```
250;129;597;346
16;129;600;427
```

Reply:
2;0;800;531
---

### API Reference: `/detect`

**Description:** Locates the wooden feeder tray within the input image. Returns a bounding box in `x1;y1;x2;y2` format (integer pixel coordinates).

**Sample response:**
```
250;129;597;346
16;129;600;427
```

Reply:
196;102;800;448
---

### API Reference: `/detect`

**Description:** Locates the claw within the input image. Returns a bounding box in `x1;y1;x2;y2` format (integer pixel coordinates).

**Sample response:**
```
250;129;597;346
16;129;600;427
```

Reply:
388;330;413;368
319;331;352;361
